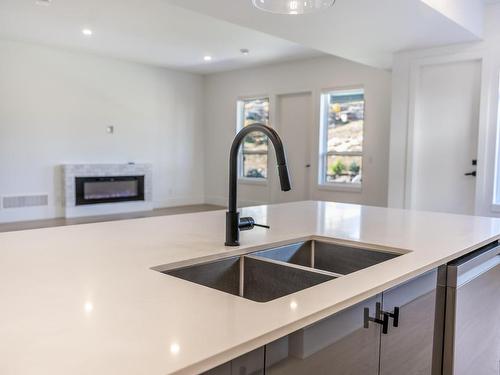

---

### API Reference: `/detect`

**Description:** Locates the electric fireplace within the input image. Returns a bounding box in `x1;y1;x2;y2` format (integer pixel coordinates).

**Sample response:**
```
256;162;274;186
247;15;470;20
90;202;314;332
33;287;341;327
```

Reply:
75;176;145;205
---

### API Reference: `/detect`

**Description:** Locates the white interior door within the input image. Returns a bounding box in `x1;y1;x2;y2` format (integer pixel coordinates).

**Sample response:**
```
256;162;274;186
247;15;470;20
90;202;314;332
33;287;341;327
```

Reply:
273;92;312;203
410;60;481;215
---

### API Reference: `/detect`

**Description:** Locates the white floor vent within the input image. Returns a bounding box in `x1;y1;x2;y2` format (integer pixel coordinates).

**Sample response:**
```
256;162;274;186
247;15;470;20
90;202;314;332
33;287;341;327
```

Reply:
2;194;49;209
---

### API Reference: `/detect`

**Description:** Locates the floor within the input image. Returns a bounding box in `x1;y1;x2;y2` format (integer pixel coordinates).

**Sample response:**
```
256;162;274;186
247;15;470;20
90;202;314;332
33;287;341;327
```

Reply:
0;204;223;233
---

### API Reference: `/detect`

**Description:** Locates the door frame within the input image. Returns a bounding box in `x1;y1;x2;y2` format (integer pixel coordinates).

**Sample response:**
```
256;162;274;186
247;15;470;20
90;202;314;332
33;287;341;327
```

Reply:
271;90;314;203
404;51;489;215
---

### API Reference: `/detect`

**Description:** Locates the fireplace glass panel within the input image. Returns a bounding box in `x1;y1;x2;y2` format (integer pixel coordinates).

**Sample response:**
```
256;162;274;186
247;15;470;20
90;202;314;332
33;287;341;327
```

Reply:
84;180;138;200
75;176;145;205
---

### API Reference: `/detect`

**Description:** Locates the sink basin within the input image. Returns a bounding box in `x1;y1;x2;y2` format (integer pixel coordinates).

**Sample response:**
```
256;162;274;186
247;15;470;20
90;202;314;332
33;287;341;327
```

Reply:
155;239;401;303
253;240;400;277
162;255;335;303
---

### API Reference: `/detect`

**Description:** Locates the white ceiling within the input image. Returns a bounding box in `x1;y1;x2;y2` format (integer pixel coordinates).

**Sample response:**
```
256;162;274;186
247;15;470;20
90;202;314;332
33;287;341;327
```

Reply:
0;0;322;74
0;0;490;74
167;0;484;69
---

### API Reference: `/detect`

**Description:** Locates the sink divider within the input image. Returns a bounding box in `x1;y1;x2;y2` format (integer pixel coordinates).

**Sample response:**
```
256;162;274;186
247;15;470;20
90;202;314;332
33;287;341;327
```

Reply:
244;254;342;279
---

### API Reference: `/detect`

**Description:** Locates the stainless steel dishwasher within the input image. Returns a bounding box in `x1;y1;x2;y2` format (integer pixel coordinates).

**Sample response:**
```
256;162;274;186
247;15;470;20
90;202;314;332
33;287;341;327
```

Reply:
442;241;500;375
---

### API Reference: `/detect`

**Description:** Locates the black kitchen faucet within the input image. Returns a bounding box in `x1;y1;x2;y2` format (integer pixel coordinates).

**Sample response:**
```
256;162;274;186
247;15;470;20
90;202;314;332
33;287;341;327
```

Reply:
225;123;291;246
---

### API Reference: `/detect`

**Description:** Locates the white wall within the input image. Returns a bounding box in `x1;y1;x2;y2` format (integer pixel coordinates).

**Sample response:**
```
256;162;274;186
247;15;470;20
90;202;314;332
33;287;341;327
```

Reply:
388;3;500;216
203;56;392;208
0;39;205;223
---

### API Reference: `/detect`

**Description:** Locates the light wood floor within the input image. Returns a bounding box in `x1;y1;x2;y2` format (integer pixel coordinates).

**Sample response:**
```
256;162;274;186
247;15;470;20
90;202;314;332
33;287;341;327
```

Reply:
0;204;223;233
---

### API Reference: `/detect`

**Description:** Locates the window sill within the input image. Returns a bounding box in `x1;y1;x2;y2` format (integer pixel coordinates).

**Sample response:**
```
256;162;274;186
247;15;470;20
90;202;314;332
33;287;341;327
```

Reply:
317;183;362;193
238;177;268;186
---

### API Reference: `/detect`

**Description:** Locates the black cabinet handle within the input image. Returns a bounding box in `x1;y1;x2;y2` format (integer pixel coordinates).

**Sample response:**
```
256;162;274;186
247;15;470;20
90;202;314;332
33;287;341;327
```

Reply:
384;306;400;328
465;171;477;177
364;302;389;334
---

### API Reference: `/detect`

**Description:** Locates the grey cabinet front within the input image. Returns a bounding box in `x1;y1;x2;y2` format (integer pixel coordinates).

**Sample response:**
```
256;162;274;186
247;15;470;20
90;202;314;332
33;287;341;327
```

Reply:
204;268;442;375
379;269;440;375
265;295;382;375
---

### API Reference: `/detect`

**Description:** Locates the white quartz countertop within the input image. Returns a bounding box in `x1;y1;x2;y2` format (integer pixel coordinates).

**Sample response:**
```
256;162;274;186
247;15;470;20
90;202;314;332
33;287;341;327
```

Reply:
1;201;500;375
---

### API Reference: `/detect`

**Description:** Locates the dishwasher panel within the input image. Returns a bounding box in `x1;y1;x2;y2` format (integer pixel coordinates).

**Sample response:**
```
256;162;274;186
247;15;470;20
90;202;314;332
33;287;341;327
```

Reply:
443;243;500;375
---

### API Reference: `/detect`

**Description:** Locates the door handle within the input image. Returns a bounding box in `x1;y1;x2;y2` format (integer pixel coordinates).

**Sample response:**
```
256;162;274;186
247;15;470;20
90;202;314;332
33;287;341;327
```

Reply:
464;171;477;177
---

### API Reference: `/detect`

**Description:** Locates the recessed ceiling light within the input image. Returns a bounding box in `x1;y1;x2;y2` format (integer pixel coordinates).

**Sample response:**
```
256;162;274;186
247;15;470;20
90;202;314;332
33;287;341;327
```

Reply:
240;48;250;56
203;55;212;62
82;28;93;36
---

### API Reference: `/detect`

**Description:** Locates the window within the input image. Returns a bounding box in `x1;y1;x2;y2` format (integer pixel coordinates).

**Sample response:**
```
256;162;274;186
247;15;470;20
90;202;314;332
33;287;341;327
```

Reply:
237;97;270;179
319;88;364;186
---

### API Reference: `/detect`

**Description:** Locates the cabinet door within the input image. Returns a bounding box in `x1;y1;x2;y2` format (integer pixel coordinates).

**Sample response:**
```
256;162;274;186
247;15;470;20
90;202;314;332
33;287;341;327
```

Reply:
379;269;440;375
265;295;382;375
202;347;264;375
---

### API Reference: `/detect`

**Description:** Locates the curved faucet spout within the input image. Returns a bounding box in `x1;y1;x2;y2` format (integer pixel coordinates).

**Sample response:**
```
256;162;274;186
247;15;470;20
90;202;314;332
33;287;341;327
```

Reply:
226;123;291;246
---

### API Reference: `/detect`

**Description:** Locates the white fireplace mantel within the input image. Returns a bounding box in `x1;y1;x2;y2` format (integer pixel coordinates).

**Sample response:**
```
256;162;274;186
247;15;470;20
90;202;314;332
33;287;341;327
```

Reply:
62;163;153;218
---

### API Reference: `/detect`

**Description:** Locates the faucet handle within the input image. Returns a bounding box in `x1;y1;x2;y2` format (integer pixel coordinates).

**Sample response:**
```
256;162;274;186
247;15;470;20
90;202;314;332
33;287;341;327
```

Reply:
238;217;270;231
254;223;270;229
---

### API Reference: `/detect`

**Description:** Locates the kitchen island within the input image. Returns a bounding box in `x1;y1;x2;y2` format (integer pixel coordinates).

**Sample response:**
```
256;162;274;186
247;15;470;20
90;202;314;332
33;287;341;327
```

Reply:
1;201;499;374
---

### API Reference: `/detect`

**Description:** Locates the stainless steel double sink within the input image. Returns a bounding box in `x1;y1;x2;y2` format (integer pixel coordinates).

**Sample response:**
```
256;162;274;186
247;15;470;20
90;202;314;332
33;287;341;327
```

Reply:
153;240;401;303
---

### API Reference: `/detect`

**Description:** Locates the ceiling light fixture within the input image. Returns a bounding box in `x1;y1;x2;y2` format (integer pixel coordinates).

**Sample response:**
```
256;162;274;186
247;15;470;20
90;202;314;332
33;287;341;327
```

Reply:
252;0;336;15
82;28;93;36
203;55;212;62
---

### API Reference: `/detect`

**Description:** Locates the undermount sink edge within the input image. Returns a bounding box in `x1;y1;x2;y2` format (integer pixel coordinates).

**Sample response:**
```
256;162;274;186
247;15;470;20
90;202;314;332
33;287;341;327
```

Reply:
152;238;404;303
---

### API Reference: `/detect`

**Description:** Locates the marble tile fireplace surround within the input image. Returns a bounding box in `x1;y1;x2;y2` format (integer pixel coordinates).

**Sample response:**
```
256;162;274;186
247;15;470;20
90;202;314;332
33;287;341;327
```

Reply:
62;164;153;218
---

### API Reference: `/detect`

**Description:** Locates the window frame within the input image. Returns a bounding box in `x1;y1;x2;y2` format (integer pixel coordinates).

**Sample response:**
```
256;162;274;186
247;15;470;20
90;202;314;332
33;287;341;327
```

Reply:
318;87;365;191
236;96;271;183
